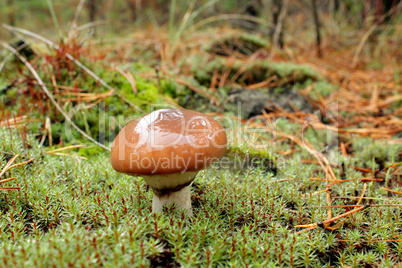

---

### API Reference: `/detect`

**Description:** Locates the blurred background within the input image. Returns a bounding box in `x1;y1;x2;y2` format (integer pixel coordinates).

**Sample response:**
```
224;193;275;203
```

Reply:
1;0;400;60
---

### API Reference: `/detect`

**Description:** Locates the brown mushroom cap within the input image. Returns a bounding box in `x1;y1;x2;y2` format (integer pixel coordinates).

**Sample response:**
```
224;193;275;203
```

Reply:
111;108;227;175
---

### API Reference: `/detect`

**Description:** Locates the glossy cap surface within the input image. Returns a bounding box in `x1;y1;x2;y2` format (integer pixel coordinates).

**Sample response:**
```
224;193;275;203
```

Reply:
111;108;227;175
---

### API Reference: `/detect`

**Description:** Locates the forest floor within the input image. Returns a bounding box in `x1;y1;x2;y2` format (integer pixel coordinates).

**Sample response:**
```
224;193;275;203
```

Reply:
0;22;401;267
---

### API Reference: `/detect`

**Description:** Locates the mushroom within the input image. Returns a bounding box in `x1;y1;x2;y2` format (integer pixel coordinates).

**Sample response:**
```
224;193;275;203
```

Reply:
111;108;227;214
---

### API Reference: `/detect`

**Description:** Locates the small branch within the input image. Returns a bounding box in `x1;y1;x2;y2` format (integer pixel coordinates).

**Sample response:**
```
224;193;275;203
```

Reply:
311;0;323;57
272;0;288;49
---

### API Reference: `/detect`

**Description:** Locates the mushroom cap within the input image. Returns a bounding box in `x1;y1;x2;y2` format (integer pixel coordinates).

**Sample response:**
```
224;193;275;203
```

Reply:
111;108;227;175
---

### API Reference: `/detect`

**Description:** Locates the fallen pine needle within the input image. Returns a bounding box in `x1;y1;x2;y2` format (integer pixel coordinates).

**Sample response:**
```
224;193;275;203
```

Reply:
299;204;402;209
338;239;402;243
296;205;370;228
302;188;330;196
0;154;19;178
47;152;88;160
381;187;402;195
353;167;373;173
327;179;354;186
295;226;316;235
0;177;16;184
0;187;21;190
358;177;383;182
46;144;86;154
356;183;367;206
309;178;326;181
6;158;35;171
324;219;345;231
268;178;294;183
333;196;392;200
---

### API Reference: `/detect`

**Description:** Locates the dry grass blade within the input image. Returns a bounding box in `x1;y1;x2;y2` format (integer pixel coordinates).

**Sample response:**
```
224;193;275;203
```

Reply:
2;24;143;112
60;90;114;102
45;117;52;147
115;66;137;95
0;42;110;151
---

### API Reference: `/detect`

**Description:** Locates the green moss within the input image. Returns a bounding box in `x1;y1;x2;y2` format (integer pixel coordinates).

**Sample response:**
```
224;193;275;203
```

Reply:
206;33;270;56
352;137;401;168
224;143;277;174
312;81;338;98
0;116;401;267
239;34;270;49
191;57;323;87
77;145;108;158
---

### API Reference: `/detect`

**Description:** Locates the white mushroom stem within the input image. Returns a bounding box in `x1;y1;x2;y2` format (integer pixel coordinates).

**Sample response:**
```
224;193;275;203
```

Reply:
142;171;198;215
152;185;192;214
